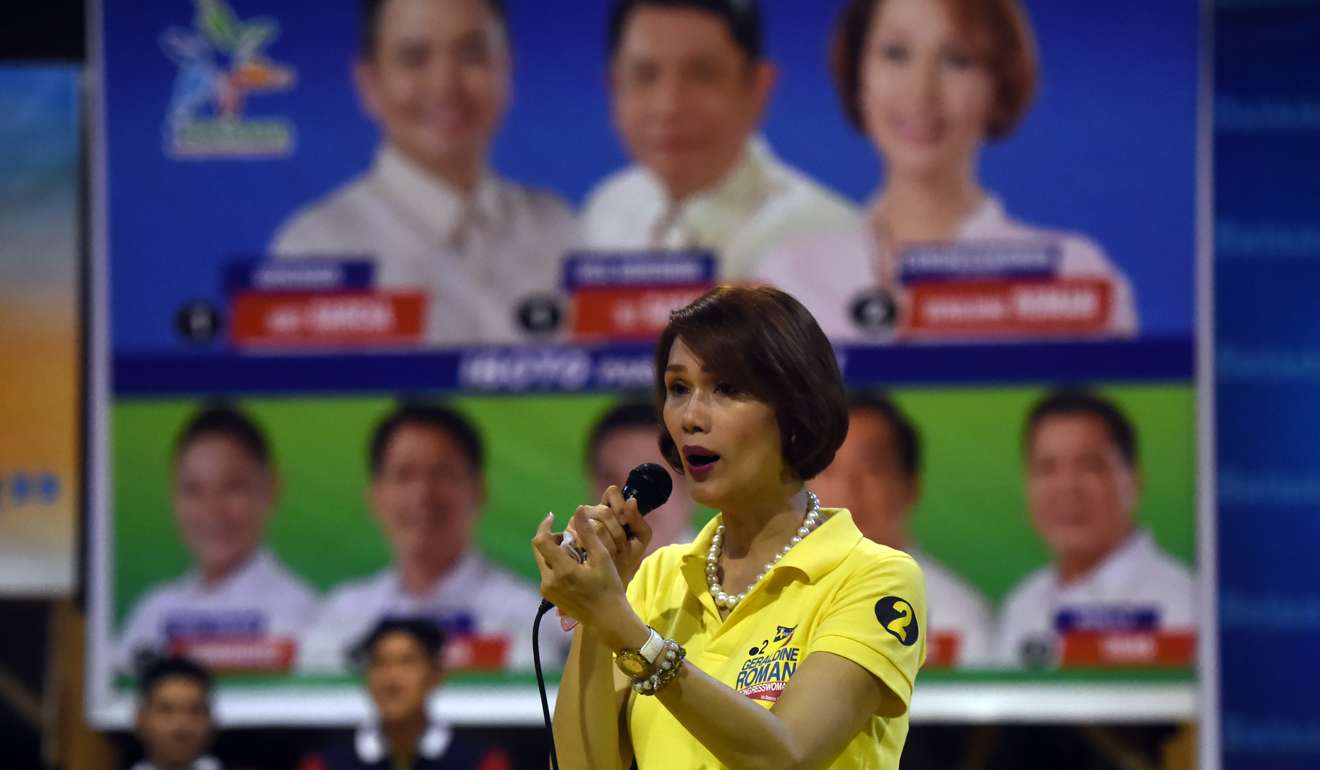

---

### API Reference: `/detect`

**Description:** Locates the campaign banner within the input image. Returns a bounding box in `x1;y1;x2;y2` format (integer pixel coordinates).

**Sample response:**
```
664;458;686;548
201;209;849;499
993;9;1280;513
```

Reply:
91;384;1197;723
0;67;80;597
89;0;1202;728
95;0;1196;357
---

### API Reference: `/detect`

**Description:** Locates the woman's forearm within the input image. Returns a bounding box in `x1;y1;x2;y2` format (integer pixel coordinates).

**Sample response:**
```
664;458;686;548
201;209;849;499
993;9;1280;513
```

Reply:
653;661;806;770
557;623;803;770
575;596;809;769
552;625;630;770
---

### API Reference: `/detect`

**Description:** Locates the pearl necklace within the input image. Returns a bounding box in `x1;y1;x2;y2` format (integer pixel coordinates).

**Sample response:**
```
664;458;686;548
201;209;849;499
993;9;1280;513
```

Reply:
706;492;824;611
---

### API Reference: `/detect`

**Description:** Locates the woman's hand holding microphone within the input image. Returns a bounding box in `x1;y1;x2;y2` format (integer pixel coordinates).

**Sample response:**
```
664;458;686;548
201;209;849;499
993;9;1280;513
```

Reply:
531;485;654;651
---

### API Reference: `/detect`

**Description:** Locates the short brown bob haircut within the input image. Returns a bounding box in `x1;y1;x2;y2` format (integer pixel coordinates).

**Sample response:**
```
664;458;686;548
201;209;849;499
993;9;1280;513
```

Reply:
653;286;849;482
831;0;1038;141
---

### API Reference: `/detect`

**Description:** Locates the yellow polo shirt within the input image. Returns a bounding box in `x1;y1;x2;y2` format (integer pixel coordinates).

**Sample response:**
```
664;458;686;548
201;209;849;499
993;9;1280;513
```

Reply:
624;508;926;770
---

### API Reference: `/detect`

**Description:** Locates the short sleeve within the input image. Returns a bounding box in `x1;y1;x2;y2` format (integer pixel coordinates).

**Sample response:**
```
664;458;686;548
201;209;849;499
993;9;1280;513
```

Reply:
806;552;927;717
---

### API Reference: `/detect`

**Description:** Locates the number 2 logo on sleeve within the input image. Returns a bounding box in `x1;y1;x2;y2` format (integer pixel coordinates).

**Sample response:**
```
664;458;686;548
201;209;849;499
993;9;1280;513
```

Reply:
874;596;920;647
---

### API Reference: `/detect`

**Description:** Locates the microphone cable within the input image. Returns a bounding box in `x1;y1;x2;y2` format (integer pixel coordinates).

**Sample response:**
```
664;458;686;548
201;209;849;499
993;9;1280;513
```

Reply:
534;599;561;770
530;463;672;770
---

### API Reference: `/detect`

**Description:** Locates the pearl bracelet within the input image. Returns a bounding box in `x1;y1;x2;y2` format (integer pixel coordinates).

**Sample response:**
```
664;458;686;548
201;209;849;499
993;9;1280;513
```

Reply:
631;638;685;695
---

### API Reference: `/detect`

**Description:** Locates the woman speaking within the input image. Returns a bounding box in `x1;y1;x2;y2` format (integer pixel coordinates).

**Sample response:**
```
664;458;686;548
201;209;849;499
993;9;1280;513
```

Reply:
532;286;926;769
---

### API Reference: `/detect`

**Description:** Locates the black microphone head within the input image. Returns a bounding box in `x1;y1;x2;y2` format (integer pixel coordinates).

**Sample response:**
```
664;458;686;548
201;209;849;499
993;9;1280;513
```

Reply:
622;463;673;515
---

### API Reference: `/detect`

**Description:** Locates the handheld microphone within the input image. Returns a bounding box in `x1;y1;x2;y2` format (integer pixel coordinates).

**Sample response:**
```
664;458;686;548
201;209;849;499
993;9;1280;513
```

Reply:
534;463;671;770
620;461;674;535
558;462;673;564
540;463;672;614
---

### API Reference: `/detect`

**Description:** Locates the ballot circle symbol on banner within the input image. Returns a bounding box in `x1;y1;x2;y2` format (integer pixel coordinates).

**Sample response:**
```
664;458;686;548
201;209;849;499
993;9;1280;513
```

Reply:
1020;634;1060;670
175;300;223;344
849;289;898;333
516;294;564;336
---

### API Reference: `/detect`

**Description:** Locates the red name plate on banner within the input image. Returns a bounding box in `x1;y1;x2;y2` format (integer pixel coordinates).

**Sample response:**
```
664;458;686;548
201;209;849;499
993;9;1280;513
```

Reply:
904;279;1114;339
230;291;426;347
563;251;715;342
1059;630;1196;667
571;286;709;341
923;632;962;668
168;638;297;673
441;634;510;672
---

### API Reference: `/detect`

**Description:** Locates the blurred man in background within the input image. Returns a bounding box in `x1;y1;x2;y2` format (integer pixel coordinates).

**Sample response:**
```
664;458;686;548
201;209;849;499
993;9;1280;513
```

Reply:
299;403;566;673
585;399;695;554
116;405;317;675
298;618;510;770
132;656;221;770
996;390;1196;668
580;0;855;278
810;393;993;667
270;0;576;345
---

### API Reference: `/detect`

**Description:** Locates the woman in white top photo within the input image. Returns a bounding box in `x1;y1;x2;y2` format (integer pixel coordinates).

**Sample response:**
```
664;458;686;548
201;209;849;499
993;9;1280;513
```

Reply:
757;0;1137;343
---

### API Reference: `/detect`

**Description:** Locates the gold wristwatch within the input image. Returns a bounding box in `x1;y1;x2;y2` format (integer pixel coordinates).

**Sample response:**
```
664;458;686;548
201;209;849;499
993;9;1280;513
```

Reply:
614;626;665;679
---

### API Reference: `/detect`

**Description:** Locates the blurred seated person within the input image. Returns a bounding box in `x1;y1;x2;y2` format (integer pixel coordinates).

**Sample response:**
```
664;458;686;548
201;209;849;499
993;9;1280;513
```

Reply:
810;393;993;666
586;399;696;555
995;390;1196;668
756;0;1136;342
580;0;856;278
298;618;511;770
132;656;222;770
116;405;317;674
299;403;568;673
269;0;576;346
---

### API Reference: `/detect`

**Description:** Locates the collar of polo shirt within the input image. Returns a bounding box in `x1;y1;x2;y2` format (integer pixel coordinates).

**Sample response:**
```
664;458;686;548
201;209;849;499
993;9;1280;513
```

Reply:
679;507;860;608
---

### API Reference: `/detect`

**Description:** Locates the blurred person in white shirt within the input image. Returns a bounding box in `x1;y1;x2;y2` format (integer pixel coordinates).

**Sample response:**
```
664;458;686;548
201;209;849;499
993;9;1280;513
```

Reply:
116;406;316;675
580;0;857;279
810;392;994;667
995;390;1195;668
757;0;1136;342
270;0;575;346
585;399;695;555
299;402;566;673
